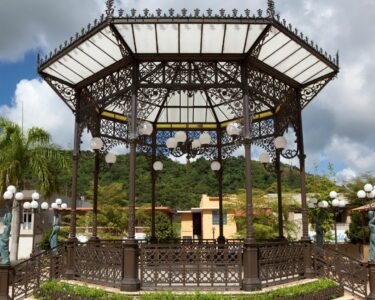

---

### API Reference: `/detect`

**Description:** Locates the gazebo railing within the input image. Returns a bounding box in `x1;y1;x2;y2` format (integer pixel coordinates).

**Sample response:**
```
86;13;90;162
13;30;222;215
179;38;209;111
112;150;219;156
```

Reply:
73;240;124;287
9;245;66;300
312;244;369;299
258;241;306;286
139;242;243;290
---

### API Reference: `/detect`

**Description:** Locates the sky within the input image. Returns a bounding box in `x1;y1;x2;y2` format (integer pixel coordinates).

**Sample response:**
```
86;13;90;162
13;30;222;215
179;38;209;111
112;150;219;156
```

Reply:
0;0;374;184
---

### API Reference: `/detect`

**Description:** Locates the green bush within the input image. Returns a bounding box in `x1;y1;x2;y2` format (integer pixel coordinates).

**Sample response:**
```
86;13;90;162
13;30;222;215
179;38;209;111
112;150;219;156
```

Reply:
35;279;338;300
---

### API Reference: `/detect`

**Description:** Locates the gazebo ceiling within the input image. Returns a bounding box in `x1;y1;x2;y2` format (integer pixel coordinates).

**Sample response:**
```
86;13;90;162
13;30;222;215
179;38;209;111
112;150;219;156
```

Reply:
39;20;337;86
38;4;339;128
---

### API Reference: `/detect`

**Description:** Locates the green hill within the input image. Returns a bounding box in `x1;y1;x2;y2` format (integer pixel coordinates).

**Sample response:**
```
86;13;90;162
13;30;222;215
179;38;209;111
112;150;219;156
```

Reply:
57;152;303;210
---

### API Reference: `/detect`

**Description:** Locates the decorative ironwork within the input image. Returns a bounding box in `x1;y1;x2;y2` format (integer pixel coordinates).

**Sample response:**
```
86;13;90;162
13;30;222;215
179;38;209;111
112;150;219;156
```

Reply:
139;242;242;290
43;76;77;111
74;241;123;287
10;245;66;299
301;76;333;108
258;241;306;287
312;244;369;298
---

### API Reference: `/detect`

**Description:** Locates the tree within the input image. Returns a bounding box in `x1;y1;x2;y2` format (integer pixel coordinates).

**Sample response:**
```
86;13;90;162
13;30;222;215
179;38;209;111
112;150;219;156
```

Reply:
0;117;68;197
227;189;299;240
0;117;68;260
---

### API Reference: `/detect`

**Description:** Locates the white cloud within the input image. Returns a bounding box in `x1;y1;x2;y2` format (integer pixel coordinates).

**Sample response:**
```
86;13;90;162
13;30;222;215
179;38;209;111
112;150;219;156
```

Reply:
336;168;357;185
0;79;74;148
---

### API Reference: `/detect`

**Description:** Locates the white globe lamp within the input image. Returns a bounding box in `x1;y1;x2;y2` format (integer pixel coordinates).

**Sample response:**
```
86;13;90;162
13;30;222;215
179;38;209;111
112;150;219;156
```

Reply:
23;202;31;210
105;153;117;164
259;153;270;164
329;191;337;199
7;185;16;194
61;203;68;210
357;190;366;199
211;161;221;172
15;192;24;200
138;121;153;136
90;137;103;150
364;183;373;193
31;200;39;209
153;161;164;171
191;139;201;149
175;131;187;143
199;132;211;145
166;137;177;149
41;202;49;210
3;191;13;200
274;136;287;150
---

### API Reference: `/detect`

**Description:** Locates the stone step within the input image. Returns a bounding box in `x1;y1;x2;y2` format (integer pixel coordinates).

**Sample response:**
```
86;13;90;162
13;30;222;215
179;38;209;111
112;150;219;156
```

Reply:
334;296;354;300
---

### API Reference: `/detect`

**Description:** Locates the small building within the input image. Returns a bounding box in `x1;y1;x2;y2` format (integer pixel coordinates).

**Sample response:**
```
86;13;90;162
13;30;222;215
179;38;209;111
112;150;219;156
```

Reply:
177;194;238;240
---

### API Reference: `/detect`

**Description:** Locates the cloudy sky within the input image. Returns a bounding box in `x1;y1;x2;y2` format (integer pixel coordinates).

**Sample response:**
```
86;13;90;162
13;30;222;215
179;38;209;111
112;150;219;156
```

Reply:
0;0;374;183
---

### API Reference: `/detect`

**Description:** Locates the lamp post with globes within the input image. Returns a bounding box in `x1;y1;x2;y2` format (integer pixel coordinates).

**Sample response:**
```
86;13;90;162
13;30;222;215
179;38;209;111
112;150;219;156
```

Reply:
22;192;49;255
211;160;225;244
328;191;347;250
1;185;24;265
357;183;375;260
307;192;347;249
150;160;163;243
50;198;68;251
226;111;261;289
89;136;117;242
259;136;288;240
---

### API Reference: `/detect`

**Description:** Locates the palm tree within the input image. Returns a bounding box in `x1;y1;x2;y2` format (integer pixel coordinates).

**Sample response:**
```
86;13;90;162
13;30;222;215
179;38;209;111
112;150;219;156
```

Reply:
0;117;68;260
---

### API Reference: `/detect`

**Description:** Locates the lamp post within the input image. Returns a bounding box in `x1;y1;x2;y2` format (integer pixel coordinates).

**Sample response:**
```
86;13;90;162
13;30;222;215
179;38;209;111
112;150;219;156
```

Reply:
307;193;347;249
259;136;288;240
50;198;68;252
357;183;375;261
22;192;49;256
211;160;225;244
307;198;324;246
150;160;163;243
88;136;117;242
0;186;24;265
328;191;347;250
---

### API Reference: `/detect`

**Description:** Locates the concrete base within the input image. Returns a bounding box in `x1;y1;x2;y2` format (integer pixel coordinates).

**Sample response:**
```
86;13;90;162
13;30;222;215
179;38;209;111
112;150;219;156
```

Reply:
242;277;261;291
217;235;226;244
0;265;11;300
64;238;77;279
120;279;141;292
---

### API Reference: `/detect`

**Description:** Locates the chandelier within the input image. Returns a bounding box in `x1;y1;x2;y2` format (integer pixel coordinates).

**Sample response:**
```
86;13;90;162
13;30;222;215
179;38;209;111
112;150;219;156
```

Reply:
165;131;212;160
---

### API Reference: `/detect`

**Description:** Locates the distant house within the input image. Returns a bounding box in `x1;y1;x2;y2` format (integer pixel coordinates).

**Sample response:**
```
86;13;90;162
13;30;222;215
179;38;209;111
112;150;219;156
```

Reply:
177;194;238;240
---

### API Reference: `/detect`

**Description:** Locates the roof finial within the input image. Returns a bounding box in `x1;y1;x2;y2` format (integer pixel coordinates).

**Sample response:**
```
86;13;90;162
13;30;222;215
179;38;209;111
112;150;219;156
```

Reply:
105;0;114;18
267;0;275;18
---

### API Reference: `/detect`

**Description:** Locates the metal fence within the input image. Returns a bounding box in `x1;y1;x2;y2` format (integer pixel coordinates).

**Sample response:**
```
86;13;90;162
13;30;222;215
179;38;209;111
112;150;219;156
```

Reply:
9;245;65;300
74;240;124;287
139;242;243;290
312;244;369;299
258;241;306;287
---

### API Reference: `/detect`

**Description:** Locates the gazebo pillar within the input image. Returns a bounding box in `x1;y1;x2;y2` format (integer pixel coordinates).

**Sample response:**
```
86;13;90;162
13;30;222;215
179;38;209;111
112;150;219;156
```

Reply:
275;149;285;240
242;63;261;291
150;127;158;243
121;67;140;291
66;109;81;279
90;150;100;242
217;129;225;244
296;94;314;278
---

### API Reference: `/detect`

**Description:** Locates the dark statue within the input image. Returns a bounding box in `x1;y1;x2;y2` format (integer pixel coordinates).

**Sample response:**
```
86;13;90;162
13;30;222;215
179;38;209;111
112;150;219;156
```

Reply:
369;211;375;262
49;212;61;253
0;212;12;265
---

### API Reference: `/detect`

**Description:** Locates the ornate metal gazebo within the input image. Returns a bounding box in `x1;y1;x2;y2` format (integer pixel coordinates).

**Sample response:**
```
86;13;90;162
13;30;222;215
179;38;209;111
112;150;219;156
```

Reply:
36;0;338;292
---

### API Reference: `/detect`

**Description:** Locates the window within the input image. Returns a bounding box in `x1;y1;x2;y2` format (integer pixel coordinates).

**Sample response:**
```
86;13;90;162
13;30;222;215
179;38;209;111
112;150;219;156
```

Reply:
23;212;32;230
212;210;227;225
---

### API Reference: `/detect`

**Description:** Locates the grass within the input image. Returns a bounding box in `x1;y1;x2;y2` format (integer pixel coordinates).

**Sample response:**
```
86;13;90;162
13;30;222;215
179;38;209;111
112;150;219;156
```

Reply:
34;278;339;300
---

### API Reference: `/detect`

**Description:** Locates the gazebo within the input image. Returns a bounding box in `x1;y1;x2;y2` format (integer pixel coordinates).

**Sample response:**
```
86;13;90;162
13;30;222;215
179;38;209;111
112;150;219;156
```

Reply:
36;0;338;292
